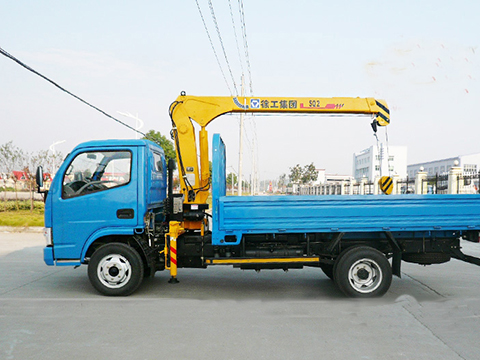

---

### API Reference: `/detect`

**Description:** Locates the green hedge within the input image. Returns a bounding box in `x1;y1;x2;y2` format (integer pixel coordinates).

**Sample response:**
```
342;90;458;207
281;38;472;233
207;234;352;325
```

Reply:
0;200;45;212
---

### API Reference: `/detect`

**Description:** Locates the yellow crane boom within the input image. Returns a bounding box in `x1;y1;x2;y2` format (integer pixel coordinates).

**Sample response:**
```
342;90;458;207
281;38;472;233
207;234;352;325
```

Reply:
169;92;390;205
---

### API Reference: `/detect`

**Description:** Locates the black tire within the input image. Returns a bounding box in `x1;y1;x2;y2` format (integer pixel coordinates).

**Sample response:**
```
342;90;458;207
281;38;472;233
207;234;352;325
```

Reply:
320;264;334;280
334;246;392;298
88;242;144;296
331;246;353;281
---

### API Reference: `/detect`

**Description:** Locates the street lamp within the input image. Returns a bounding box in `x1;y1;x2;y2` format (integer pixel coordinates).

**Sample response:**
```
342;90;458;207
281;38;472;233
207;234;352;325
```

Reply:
49;140;65;177
117;111;144;139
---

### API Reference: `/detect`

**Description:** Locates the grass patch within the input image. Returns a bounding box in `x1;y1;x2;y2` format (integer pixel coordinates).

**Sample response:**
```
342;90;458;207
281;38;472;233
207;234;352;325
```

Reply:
0;201;45;227
0;210;44;227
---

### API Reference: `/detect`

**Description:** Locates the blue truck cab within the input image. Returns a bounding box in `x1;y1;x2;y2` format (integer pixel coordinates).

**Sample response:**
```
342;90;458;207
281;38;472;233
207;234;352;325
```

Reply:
43;139;167;268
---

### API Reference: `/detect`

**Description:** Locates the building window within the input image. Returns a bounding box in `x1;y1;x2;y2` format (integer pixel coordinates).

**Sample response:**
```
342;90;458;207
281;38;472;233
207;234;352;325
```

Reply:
464;164;477;174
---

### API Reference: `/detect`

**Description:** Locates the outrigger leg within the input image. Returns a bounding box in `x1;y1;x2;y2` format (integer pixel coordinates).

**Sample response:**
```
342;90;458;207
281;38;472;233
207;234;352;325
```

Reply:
166;221;184;284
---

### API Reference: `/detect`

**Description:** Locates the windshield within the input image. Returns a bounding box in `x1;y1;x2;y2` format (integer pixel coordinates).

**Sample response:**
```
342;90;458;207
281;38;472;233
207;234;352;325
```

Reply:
62;150;132;198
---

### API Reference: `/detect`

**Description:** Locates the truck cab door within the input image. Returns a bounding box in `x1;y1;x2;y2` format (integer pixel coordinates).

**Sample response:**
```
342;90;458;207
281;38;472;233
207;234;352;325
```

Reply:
51;147;138;261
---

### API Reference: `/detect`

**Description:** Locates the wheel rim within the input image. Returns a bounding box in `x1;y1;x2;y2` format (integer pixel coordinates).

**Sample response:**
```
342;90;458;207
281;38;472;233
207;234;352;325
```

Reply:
97;254;132;289
348;258;383;294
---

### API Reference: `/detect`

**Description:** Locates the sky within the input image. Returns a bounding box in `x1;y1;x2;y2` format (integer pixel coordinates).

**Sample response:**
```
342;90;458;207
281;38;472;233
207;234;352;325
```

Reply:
1;0;479;181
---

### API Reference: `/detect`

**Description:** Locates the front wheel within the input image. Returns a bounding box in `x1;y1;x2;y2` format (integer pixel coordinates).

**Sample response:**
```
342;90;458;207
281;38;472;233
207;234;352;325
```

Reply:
88;242;144;296
334;246;392;298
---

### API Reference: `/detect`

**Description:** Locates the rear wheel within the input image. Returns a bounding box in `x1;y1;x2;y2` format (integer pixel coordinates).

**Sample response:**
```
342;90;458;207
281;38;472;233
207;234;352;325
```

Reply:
334;246;392;298
332;247;352;281
88;242;144;296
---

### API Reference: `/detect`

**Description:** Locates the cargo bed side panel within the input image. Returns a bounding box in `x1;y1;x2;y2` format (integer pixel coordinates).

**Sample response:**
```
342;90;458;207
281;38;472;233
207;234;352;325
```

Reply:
211;134;480;245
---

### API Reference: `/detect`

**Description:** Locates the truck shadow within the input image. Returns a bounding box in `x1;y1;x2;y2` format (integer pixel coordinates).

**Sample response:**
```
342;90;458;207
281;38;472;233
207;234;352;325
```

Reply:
139;269;343;301
137;266;443;303
0;245;446;302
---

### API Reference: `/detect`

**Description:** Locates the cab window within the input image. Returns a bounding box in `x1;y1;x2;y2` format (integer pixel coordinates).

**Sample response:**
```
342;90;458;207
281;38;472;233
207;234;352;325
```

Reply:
62;150;132;198
153;152;164;173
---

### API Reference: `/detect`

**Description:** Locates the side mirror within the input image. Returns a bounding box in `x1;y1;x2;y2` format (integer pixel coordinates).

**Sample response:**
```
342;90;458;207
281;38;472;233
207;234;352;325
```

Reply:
36;166;44;190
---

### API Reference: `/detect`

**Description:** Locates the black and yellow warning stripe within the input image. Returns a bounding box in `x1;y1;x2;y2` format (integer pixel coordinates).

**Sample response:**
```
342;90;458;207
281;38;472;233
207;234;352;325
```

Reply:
375;100;390;126
379;176;393;195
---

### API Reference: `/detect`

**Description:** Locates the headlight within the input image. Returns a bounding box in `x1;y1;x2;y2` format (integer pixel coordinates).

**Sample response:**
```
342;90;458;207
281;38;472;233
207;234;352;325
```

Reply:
43;227;53;246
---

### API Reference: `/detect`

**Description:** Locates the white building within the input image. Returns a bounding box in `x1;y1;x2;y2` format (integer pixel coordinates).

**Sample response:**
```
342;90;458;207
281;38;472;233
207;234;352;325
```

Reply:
407;153;480;178
352;144;407;181
314;169;353;185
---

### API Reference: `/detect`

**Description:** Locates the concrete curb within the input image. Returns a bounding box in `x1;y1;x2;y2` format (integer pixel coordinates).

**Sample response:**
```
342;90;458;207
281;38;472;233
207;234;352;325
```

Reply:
0;226;43;233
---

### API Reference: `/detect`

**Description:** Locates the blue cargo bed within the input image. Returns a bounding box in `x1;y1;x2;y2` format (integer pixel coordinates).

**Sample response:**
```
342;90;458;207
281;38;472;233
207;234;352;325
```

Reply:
211;134;480;246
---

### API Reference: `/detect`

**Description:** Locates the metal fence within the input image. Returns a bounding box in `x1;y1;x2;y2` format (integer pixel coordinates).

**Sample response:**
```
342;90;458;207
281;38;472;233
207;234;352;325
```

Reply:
458;173;480;194
395;177;415;194
420;173;479;194
363;182;375;195
421;174;449;194
299;172;480;196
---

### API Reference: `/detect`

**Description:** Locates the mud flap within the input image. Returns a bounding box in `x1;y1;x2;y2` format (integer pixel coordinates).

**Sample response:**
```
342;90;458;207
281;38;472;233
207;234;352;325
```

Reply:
385;232;402;278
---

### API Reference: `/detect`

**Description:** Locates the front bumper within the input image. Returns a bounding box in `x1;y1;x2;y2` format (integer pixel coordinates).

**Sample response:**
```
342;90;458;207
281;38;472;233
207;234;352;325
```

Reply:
44;246;54;266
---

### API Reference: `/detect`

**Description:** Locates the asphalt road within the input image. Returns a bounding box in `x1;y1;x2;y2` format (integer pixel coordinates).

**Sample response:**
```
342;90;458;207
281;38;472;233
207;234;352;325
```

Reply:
1;232;480;360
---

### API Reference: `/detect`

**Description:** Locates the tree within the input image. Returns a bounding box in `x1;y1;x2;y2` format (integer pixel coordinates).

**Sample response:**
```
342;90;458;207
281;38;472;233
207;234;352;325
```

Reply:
278;173;288;193
289;164;303;184
301;163;318;185
143;130;176;169
209;161;212;182
23;150;48;211
289;162;318;185
44;150;64;177
1;142;66;211
0;141;24;209
226;172;238;192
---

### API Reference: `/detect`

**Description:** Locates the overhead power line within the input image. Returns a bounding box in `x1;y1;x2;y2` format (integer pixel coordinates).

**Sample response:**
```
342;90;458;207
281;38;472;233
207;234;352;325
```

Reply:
208;0;239;95
194;0;234;96
236;0;257;190
0;46;146;137
237;0;254;95
228;0;244;76
193;1;257;193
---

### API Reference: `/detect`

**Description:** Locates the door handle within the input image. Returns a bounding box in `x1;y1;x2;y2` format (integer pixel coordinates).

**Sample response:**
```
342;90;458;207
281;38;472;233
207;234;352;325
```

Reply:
117;208;134;219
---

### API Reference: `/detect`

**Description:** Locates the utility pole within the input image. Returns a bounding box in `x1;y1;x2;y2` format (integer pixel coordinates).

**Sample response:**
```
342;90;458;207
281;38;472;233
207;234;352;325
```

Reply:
238;74;245;196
